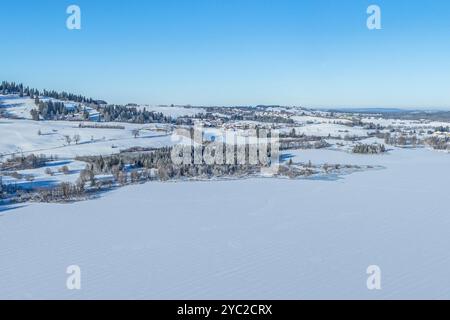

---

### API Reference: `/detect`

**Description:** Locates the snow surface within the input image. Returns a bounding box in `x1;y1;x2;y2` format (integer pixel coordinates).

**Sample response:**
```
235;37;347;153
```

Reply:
0;119;173;158
293;123;369;138
361;116;450;129
138;105;205;118
1;160;87;189
0;95;36;119
292;115;352;125
1;148;450;299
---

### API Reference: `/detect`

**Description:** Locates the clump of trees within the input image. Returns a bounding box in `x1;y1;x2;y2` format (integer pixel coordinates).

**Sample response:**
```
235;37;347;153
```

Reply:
31;98;89;121
37;182;86;203
279;136;330;150
59;166;70;175
1;81;26;97
100;105;174;124
0;177;25;201
132;129;140;138
76;145;266;185
0;176;4;199
0;154;55;171
425;136;450;150
434;126;450;133
278;164;316;178
1;81;96;103
78;123;125;130
352;143;386;154
30;100;182;125
383;133;420;147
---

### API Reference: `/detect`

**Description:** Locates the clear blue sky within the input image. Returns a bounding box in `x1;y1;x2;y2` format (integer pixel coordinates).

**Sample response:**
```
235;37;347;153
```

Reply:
1;0;450;108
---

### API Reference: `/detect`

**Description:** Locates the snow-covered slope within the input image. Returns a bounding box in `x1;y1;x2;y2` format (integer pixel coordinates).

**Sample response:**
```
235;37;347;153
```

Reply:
0;119;173;158
138;105;205;118
0;95;36;119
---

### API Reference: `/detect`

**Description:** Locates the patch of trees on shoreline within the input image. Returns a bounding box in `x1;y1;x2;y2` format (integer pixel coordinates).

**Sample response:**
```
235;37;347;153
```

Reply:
280;137;330;150
352;143;386;154
425;136;450;150
0;154;55;171
377;131;449;150
37;182;86;203
0;176;4;200
76;146;265;183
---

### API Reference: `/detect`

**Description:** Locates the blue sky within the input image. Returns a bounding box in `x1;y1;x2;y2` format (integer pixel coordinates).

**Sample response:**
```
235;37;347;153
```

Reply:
1;0;450;108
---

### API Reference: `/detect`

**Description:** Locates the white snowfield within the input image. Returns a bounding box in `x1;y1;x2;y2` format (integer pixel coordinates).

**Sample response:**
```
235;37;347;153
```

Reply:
0;119;173;159
292;123;370;138
291;115;352;125
0;95;36;119
138;105;206;118
361;116;450;129
1;159;87;190
0;117;174;189
1;148;450;300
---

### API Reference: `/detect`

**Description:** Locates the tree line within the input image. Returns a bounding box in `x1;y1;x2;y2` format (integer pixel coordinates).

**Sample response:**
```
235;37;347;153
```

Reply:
100;105;175;124
1;80;97;103
31;97;89;121
352;143;386;154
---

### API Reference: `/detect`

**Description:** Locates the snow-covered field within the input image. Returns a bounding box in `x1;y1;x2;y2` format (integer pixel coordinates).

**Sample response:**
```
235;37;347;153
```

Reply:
1;159;87;190
0;119;173;159
361;116;450;129
293;123;369;138
0;96;36;119
138;105;206;118
1;148;450;299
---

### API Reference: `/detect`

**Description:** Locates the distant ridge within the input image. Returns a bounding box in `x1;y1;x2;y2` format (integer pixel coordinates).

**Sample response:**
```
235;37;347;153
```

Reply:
327;107;414;114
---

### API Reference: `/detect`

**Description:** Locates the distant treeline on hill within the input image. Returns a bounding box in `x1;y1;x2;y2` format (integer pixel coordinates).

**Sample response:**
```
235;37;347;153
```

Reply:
1;80;99;104
1;81;183;124
101;104;174;124
31;99;182;125
2;80;295;126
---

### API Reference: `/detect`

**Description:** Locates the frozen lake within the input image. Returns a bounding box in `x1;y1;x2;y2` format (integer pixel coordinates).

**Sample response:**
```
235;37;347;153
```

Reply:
1;148;450;299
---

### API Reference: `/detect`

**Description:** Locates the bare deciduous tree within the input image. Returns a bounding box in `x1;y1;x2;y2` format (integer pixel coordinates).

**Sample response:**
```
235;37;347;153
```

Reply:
64;135;72;145
132;129;140;139
73;134;81;145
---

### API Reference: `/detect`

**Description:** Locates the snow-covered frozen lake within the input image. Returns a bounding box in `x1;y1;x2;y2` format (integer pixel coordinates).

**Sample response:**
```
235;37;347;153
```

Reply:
1;148;450;299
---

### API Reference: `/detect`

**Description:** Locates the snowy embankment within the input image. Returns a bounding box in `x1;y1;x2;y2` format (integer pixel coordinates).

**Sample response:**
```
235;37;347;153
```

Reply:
1;148;450;299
